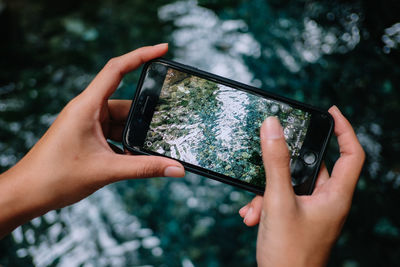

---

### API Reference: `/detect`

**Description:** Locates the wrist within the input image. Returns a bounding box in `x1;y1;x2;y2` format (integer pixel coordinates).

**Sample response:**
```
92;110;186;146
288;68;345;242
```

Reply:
0;161;52;238
256;236;332;267
257;249;330;267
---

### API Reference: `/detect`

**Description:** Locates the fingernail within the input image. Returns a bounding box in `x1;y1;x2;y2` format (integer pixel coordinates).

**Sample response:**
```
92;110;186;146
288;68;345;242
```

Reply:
331;105;342;115
244;207;253;223
262;116;283;140
239;206;248;217
153;43;168;48
164;166;185;177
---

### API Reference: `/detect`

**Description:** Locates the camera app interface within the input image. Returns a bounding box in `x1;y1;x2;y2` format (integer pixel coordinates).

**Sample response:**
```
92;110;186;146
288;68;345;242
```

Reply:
143;67;311;187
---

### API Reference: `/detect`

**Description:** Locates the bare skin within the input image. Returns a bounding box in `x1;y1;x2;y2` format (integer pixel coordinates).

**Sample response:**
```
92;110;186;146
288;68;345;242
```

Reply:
239;108;365;266
0;44;185;238
0;44;365;266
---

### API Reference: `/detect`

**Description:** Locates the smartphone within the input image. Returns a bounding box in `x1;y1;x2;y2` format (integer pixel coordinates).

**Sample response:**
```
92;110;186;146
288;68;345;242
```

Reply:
123;58;333;195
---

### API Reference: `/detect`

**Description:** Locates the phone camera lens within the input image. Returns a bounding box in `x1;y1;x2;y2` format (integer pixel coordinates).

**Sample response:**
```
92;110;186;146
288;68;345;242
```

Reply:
303;151;317;165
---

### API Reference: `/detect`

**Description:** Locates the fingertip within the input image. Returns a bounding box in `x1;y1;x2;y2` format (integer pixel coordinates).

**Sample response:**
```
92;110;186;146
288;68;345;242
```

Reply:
260;116;284;140
328;105;339;113
163;166;185;178
108;154;185;180
153;43;168;49
151;43;169;56
328;105;357;140
239;205;249;218
162;157;185;177
328;105;344;119
243;207;253;225
243;207;260;227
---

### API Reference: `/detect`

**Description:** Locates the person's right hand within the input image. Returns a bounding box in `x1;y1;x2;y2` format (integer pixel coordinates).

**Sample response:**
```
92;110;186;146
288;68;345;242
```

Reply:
239;106;365;266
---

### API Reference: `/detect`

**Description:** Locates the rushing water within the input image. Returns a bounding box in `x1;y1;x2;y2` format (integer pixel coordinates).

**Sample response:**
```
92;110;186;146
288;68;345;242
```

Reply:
11;187;164;266
6;1;262;266
2;0;400;266
144;69;310;188
214;86;249;149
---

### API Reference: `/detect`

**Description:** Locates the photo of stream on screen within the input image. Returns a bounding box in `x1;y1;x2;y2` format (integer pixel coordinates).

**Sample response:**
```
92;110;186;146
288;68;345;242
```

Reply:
141;67;311;188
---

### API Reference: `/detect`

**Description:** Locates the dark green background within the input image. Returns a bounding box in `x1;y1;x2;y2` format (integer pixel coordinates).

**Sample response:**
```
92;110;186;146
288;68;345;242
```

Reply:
0;0;399;266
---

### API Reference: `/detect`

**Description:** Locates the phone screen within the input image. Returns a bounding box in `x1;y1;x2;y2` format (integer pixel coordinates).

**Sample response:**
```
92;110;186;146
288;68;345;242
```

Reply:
141;67;312;187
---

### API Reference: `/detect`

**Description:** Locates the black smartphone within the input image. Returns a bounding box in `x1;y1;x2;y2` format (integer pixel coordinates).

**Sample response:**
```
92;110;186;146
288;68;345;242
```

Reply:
123;58;333;195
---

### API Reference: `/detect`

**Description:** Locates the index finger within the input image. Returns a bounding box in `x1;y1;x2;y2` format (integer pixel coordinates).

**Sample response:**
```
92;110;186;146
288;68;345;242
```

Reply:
329;106;365;194
84;44;169;102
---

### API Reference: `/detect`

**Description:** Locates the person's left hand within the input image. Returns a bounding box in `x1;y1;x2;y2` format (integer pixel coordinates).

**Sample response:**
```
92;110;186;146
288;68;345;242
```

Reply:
0;44;185;238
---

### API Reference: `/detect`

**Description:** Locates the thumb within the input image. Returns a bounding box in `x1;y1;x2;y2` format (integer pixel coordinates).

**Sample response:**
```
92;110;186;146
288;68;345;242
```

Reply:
260;116;294;200
103;154;185;182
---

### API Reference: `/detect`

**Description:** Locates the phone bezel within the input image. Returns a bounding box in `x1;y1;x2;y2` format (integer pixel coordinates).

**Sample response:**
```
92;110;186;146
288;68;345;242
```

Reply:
123;58;334;195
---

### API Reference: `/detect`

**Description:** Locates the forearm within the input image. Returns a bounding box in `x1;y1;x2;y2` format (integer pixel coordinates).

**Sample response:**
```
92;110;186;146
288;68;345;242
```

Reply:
0;160;51;239
256;225;333;267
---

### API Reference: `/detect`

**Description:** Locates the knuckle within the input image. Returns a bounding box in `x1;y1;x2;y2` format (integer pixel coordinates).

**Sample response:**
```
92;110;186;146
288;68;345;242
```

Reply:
136;159;164;178
359;145;366;159
62;97;82;116
105;57;122;71
280;152;291;162
267;150;290;166
265;194;284;211
352;142;366;163
345;140;365;156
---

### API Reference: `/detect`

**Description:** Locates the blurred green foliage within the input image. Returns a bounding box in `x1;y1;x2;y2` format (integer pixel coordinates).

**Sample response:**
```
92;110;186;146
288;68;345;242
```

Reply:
1;0;400;266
